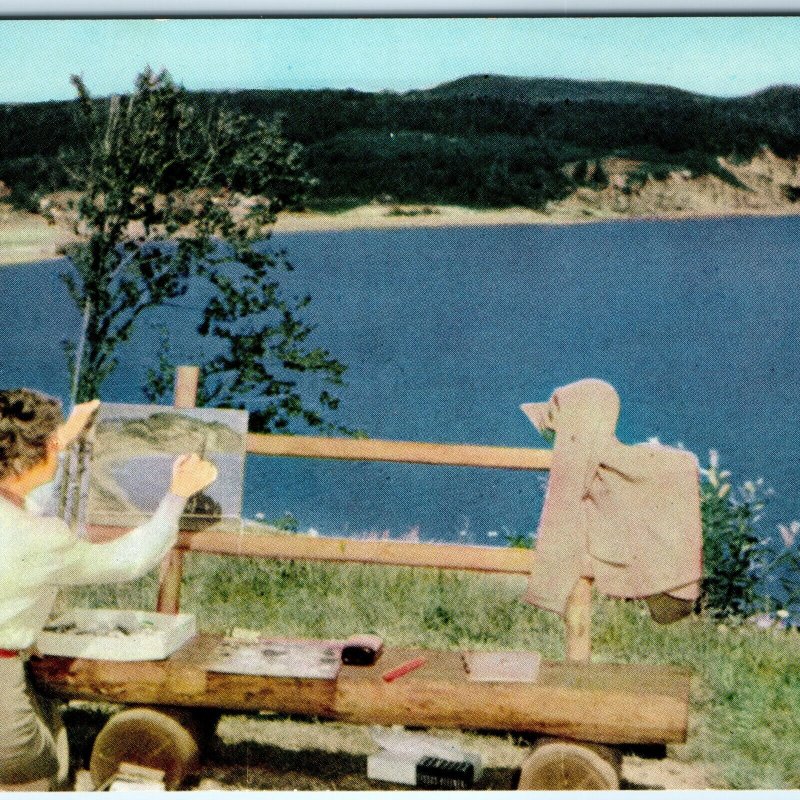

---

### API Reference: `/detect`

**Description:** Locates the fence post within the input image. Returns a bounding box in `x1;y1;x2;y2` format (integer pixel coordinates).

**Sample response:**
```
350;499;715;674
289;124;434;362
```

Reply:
156;366;199;614
564;577;593;663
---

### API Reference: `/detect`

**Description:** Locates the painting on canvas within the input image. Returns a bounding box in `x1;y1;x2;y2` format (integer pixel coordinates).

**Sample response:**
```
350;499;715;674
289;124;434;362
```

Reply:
59;403;248;533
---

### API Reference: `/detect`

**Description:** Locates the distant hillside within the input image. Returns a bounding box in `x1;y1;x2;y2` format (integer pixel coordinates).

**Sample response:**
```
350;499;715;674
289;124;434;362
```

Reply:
4;74;800;215
414;74;710;106
96;412;244;458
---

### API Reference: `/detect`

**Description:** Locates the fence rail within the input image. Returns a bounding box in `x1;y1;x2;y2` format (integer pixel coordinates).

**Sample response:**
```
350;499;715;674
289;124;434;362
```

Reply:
174;529;534;574
151;368;548;612
246;432;552;471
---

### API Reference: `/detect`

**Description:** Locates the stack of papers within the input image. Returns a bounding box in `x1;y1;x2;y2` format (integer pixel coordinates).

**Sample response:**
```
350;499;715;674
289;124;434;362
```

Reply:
462;651;541;682
367;727;483;787
108;763;166;792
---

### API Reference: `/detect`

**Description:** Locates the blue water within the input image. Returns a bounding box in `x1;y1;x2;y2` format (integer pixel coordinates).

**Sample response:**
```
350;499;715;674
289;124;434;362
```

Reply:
1;216;799;544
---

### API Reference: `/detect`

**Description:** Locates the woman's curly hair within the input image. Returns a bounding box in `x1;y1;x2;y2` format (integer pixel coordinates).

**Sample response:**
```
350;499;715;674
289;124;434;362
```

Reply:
0;389;63;480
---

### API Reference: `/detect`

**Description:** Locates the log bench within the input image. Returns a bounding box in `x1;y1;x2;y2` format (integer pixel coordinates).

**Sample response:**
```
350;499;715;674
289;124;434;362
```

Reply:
29;633;692;790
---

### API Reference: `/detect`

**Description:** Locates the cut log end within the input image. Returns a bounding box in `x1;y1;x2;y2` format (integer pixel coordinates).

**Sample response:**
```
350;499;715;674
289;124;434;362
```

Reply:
518;739;621;791
89;707;201;790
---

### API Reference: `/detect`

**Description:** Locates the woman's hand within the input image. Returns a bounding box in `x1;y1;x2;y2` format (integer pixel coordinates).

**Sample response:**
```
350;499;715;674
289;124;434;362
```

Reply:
55;399;101;450
170;453;219;499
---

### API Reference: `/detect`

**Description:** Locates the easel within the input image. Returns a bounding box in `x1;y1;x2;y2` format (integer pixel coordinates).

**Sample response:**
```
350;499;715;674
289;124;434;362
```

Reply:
156;365;200;614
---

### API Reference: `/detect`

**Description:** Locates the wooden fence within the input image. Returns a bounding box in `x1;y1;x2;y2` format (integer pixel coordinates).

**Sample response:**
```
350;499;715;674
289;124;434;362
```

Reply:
104;367;591;661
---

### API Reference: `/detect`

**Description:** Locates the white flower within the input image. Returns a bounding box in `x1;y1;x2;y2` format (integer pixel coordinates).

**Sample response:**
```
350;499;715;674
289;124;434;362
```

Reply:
776;609;790;619
709;449;719;469
486;530;499;538
254;512;265;521
306;527;320;538
778;524;796;548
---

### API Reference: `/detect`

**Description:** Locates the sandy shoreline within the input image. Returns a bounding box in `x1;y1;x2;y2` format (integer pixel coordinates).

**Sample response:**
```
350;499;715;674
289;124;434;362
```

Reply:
3;202;800;267
273;202;800;234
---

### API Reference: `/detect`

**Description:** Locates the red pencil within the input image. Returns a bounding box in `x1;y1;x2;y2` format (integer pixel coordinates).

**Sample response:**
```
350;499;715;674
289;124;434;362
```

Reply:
382;657;427;683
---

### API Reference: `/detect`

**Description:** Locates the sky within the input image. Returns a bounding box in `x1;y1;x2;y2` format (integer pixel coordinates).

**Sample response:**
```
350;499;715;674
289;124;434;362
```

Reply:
1;16;800;103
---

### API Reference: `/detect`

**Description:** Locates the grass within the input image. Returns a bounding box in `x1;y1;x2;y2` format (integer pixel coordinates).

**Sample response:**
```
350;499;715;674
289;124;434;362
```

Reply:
59;550;800;789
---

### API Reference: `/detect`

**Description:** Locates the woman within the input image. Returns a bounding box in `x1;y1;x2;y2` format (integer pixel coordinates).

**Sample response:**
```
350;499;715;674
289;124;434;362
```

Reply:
0;388;217;790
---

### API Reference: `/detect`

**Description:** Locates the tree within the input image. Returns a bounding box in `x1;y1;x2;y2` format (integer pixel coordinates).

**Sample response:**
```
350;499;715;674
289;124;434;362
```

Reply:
590;161;609;189
572;159;588;184
56;68;348;434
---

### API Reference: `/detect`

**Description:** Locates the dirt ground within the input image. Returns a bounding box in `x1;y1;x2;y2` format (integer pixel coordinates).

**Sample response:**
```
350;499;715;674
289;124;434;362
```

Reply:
65;706;716;791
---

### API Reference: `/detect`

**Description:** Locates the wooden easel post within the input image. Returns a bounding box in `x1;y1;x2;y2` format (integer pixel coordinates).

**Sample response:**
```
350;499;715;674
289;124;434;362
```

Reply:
565;577;593;663
156;365;199;614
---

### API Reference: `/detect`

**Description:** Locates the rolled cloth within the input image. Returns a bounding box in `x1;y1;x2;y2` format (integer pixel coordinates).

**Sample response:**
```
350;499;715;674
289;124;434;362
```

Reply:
520;379;702;620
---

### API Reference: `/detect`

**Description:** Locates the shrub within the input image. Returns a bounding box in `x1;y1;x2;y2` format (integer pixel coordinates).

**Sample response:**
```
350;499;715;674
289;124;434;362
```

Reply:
572;159;588;183
700;450;767;617
590;161;609;188
781;184;800;203
699;450;800;625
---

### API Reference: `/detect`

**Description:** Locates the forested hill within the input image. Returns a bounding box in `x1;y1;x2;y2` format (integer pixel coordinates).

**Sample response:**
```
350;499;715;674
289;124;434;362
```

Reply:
413;74;712;105
3;74;800;212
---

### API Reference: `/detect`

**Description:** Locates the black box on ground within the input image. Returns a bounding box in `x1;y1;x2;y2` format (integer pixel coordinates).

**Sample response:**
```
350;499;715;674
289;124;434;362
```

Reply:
415;756;475;790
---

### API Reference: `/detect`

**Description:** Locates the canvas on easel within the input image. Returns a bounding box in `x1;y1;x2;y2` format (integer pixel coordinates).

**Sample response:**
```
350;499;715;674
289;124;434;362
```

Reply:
56;402;248;534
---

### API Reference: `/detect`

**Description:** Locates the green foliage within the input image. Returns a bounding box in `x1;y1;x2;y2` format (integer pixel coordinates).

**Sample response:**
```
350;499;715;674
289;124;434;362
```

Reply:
58;69;347;434
503;530;534;548
306;129;571;209
573;160;609;189
696;452;800;624
304;196;364;214
624;161;679;191
782;184;800;202
685;153;751;191
0;156;58;211
266;512;300;532
700;454;765;617
572;159;588;183
386;205;438;217
590;161;609;188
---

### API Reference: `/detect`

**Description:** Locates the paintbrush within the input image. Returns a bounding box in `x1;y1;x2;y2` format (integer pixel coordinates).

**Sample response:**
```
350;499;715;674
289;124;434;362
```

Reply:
180;431;221;531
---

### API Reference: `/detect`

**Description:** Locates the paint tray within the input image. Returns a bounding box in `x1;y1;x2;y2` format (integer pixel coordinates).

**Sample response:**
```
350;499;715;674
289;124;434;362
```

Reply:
37;608;197;661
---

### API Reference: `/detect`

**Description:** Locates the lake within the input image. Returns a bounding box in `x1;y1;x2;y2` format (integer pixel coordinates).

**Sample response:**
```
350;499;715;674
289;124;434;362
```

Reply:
1;215;798;544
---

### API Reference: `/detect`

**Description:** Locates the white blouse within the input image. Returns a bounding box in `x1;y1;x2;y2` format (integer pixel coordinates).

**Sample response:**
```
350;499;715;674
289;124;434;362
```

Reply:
0;491;185;650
